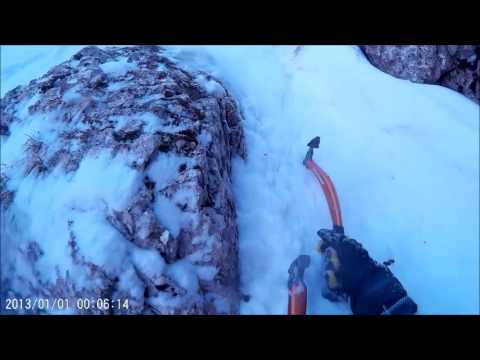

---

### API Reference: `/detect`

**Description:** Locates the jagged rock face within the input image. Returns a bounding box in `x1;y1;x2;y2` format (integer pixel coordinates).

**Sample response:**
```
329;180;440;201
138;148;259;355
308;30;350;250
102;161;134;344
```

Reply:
0;46;245;314
360;45;479;103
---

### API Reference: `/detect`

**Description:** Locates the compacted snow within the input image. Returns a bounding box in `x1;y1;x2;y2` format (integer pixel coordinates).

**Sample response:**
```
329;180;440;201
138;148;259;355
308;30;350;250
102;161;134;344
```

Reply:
1;45;479;314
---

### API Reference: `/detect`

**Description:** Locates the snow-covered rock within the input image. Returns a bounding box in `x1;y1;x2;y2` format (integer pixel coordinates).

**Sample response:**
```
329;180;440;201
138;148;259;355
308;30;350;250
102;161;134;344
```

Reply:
360;45;479;103
0;46;245;314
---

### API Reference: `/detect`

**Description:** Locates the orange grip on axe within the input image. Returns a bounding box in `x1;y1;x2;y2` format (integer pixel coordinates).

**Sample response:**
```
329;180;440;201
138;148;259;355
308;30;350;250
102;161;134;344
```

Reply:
287;255;310;315
288;284;308;315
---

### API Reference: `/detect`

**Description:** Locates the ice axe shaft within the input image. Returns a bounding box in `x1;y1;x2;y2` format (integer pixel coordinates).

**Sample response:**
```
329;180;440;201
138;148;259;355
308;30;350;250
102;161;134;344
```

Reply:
288;255;310;315
303;136;344;234
288;286;307;315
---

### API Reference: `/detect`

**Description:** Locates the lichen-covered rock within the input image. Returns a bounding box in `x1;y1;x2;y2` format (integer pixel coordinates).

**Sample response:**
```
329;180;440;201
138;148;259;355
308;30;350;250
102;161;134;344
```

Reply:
360;45;479;103
0;46;245;314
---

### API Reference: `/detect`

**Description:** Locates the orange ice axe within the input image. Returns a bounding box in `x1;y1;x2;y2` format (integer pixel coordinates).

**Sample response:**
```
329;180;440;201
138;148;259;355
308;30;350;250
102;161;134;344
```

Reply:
303;136;344;234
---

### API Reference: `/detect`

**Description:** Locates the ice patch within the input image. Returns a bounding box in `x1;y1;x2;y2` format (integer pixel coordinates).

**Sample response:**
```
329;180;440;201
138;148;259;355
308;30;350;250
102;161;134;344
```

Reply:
109;112;188;134
146;152;193;187
138;112;162;133
62;86;83;102
69;208;129;275
107;81;129;91
171;187;197;210
166;259;199;293
138;94;163;105
153;194;193;237
67;151;143;210
196;74;225;96
196;265;218;281
148;291;183;309
131;247;166;279
117;265;144;299
100;57;137;76
197;130;212;146
15;92;41;119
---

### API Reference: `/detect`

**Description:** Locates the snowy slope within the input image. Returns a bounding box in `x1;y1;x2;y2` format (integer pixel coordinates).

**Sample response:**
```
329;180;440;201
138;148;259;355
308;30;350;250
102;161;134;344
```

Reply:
165;45;479;315
1;46;85;96
1;45;479;314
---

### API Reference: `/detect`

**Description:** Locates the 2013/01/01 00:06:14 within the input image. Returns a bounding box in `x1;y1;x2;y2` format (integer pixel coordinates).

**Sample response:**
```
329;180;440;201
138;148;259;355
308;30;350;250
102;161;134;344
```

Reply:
3;297;130;312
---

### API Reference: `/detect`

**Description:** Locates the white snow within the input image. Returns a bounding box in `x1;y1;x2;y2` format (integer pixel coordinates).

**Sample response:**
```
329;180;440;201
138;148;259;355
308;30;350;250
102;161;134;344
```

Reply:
110;112;162;132
69;207;129;275
146;152;192;188
62;86;83;102
110;112;191;134
107;81;129;91
1;45;478;315
195;74;226;97
1;149;143;285
196;265;218;281
131;247;166;279
153;194;185;237
165;45;479;315
166;258;199;293
197;130;212;146
1;45;85;96
139;112;168;133
149;151;198;238
99;57;137;76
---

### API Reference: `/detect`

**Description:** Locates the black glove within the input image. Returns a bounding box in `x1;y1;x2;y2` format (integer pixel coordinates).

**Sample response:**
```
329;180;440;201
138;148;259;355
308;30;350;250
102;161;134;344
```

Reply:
317;229;418;315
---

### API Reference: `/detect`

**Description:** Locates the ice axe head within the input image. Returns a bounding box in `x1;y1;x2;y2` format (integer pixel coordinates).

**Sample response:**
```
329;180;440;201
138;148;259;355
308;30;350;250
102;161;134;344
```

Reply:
303;136;320;165
288;254;311;289
307;136;320;149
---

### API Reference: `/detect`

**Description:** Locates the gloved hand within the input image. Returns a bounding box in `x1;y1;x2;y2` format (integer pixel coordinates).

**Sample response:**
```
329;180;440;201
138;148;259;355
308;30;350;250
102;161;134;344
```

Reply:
316;229;418;315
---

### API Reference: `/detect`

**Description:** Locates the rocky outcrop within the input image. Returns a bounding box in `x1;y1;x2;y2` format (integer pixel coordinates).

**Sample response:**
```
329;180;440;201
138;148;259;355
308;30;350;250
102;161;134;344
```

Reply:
360;45;479;103
0;46;245;314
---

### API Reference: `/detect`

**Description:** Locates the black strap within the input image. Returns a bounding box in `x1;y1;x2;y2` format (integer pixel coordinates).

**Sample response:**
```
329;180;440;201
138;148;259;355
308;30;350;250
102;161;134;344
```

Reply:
381;296;417;315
